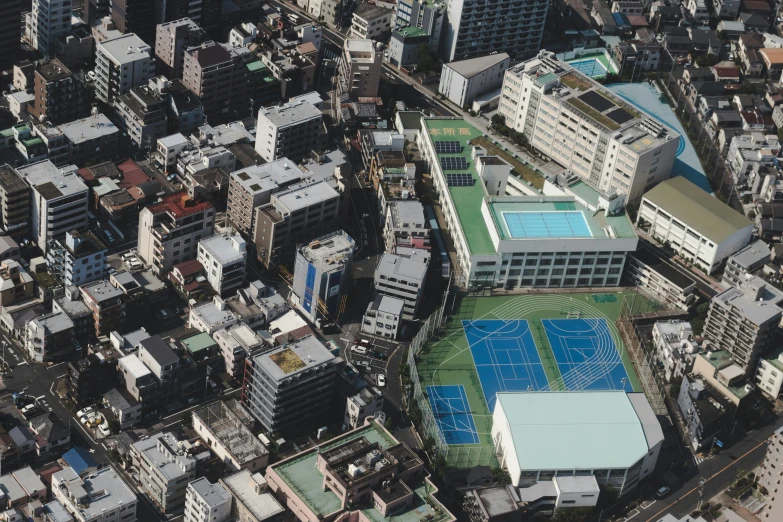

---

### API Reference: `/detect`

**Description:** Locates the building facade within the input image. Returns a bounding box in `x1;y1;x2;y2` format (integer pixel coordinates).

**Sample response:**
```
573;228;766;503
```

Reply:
439;54;510;109
154;18;207;78
197;233;247;296
0;165;31;241
29;59;90;125
28;0;72;56
254;100;322;163
95;33;154;104
339;39;382;99
184;478;231;522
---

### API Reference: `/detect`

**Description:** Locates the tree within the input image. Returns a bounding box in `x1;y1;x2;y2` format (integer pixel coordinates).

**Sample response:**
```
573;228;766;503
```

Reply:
691;301;710;336
416;44;438;75
491;467;511;485
491;114;506;129
552;508;593;522
108;420;121;435
387;97;397;114
695;54;719;67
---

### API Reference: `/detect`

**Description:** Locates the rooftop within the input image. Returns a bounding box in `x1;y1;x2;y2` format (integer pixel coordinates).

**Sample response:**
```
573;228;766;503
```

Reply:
18;162;87;200
728;240;770;269
147;192;213;219
193;401;268;463
182;332;217;354
119;354;152;379
299;231;354;269
711;276;783;325
253;335;336;382
188;478;230;508
139;335;179;367
36;59;73;83
231;159;307;195
191;298;239;328
81;280;123;303
199;233;246;265
643;177;753;243
272;180;339;214
495;391;663;471
376;252;427;283
53;466;136;520
0;165;27;192
99;33;151;64
445;53;510;79
221;470;284;521
258;99;322;128
132;432;196;481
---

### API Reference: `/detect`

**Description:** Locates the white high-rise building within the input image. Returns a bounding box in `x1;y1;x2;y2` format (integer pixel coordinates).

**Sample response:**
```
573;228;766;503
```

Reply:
28;0;72;57
498;52;680;203
95;33;154;104
184;478;231;522
440;0;548;62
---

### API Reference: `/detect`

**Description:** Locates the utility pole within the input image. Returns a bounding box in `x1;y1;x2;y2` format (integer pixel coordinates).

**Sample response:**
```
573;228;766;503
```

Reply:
697;478;706;510
204;366;212;399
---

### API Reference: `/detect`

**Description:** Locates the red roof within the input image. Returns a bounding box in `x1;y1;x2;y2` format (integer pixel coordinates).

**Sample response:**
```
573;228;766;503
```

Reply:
148;192;212;219
743;0;771;11
173;259;205;278
116;159;150;189
714;67;740;78
627;15;648;27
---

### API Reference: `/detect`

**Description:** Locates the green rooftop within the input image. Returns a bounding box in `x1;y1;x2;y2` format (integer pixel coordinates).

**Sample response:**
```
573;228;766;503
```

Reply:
21;137;43;148
246;61;267;72
273;421;450;522
394;26;428;38
0;128;14;139
182;332;216;353
568;180;601;206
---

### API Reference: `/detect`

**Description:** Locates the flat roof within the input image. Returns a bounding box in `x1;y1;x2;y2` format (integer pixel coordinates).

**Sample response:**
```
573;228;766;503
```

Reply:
99;33;151;64
643;177;753;243
119;354;152;379
188;478;230;508
257;99;321;128
253;335;335;382
221;470;284;521
199;233;246;264
17;161;87;200
273;181;339;213
376;252;427;282
630;249;695;289
53;466;136;519
728;240;770;269
495;391;661;471
58;113;119;144
231;159;306;195
182;332;217;353
711;280;783;325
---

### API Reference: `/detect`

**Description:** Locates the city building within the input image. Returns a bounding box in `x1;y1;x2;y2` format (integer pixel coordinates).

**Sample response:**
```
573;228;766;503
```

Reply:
184;478;231;522
653;320;700;384
25;312;74;363
383;200;429;253
723;240;771;287
137;192;215;275
213;323;264;381
389;0;446;68
137;335;180;398
52;466;137;522
243;335;340;433
499;53;679;203
226;160;307;236
80;280;127;337
112;0;156;46
29;59;90;125
153;0;221;36
17;161;89;253
197;233;247;296
625;249;697;311
439;54;510;109
492;391;662;495
0;260;33;308
219;470;284;522
189;296;240;335
755;348;783;399
638;177;754;273
95;33;154;104
254;99;323;163
373;253;427;320
58;113;120;166
68;352;115;406
103;387;142;429
703;277;783;375
0;165;31;241
440;0;547;62
344;386;384;429
0;1;22;66
253;180;340;267
292;231;354;324
265;419;455;522
114;77;170;151
362;294;404;340
759;425;783;520
47;230;107;288
339;39;382;99
54;287;92;341
131;432;200;513
677;374;735;451
117;353;159;409
192;400;269;472
28;0;72;56
154;18;207;78
350;4;393;40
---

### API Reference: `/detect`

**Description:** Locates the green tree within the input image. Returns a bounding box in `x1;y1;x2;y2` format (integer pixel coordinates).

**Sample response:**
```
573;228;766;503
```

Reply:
552;508;593;522
691;301;711;335
491;114;506;129
695;54;719;67
416;44;438;75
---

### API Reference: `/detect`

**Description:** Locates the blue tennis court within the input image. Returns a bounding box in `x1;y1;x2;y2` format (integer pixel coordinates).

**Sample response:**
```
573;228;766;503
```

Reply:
426;385;479;445
543;318;632;391
502;211;592;238
464;319;549;411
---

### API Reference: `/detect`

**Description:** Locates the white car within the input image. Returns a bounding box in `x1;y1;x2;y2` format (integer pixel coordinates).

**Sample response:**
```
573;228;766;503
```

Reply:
377;374;386;387
351;345;367;355
76;406;95;419
81;413;97;425
99;423;111;437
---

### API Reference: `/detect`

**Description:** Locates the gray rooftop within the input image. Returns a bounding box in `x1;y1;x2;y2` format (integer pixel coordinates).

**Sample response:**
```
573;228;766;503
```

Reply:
376;294;404;316
728;240;770;270
104;387;138;411
257;99;322;128
0;164;28;192
0;474;26;504
376;252;427;283
53;466;136;520
58;113;119;144
81;280;124;303
199;233;246;265
33;312;74;335
132;432;196;481
43;500;73;522
231;159;306;195
299;231;354;268
98;33;152;64
445;53;510;79
17;161;87;200
13;466;45;495
388;200;425;228
118;354;152;379
299;150;348;183
253;335;336;382
712;276;783;325
221;470;284;521
199;122;255;148
191;299;239;327
273;180;339;213
139;335;179;367
188;478;231;508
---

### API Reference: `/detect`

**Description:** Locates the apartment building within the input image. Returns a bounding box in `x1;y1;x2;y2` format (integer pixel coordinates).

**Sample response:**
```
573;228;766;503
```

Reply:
440;0;547;62
350;4;393;40
114;77;169;150
253;181;340;267
704;276;783;375
0;1;22;66
726;133;780;184
153;0;221;35
197;233;247;296
58;113;120;166
625;249;697;312
638;177;754;273
137;192;215;275
213;324;263;381
362;294;404;340
131;432;199;513
344;386;384;429
0;260;33;308
723;240;771;287
29;59;90;125
17;161;89;253
47;230;107;288
154;18;207;78
52;466;137;522
28;0;72;56
439;54;511;109
220;470;284;522
226;160;307;236
292;231;354;324
374;252;426;320
389;0;445;68
80;280;127;337
677;374;735;451
339;39;382;99
137;335;180;397
498;53;679;203
383;200;429;253
756;349;783;399
95;33;154;104
254;99;323;163
243;335;340;433
192;400;268;472
25;311;74;363
653;320;699;384
112;0;155;46
758;426;783;521
117;354;159;409
184;478;231;522
0;165;31;241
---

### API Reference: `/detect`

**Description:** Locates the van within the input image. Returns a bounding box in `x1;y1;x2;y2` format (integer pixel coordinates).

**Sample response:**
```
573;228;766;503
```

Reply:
20;404;36;416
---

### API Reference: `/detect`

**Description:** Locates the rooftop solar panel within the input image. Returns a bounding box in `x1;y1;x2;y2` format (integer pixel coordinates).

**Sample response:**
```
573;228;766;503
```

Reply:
435;141;462;154
440;157;468;170
606;107;634;125
577;91;615;112
446;173;475;186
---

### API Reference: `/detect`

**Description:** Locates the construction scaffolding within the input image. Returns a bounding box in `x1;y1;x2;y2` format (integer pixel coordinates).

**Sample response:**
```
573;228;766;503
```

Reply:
193;399;268;465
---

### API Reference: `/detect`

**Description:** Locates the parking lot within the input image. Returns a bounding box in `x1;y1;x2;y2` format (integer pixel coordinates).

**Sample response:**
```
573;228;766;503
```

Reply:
345;337;398;389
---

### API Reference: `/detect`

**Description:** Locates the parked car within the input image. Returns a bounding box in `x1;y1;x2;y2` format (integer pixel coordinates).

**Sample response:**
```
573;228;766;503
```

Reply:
20;404;37;417
81;413;97;425
76;406;95;419
377;374;386;387
351;345;367;355
99;423;111;437
357;361;370;370
655;487;670;498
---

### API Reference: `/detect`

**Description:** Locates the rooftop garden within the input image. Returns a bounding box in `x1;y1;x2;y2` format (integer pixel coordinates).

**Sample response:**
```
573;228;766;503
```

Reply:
559;72;592;91
565;98;621;131
470;136;545;190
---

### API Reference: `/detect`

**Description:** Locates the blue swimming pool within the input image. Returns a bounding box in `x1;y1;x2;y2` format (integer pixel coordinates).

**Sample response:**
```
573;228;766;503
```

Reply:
503;211;592;238
569;59;609;78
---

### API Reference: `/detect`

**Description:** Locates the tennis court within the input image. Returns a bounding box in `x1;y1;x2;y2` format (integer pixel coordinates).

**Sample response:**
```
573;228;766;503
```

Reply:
501;211;592;238
464;319;549;410
426;385;480;444
543;318;632;391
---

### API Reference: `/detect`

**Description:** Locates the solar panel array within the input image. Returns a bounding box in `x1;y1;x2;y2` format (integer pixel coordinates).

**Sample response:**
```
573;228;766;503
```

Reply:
446;174;475;186
435;141;462;154
440;157;468;170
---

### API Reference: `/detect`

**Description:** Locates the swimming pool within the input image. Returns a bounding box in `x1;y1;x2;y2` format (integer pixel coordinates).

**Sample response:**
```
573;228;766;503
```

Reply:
569;59;609;78
502;211;592;238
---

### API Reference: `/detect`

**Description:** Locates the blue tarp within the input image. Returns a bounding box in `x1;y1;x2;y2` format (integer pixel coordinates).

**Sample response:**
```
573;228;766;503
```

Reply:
612;12;631;28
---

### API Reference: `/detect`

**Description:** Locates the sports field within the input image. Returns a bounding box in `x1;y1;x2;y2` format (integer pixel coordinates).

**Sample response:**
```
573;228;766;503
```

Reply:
415;290;654;468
